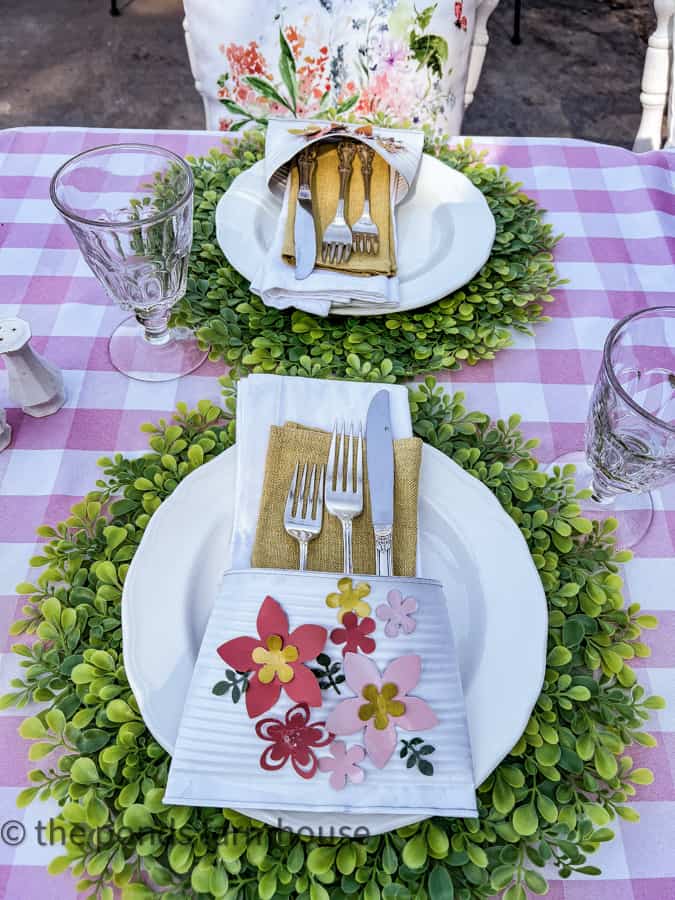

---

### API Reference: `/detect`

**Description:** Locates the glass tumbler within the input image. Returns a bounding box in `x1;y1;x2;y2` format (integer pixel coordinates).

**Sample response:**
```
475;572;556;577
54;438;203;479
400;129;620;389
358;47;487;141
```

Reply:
50;144;207;381
551;306;675;547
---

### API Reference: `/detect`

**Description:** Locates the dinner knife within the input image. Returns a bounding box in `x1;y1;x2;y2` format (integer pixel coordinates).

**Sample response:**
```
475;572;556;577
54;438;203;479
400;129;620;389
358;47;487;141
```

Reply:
294;146;318;280
366;389;394;576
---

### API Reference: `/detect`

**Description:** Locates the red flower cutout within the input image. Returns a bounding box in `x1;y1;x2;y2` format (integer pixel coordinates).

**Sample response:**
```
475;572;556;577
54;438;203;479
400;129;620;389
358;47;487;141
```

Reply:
256;703;332;779
217;596;327;719
330;612;376;657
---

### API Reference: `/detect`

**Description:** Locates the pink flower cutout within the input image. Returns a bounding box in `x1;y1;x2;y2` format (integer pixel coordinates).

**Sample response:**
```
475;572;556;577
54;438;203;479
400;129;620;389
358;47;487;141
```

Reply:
330;612;376;656
318;740;366;790
376;589;417;638
217;596;327;719
326;653;438;769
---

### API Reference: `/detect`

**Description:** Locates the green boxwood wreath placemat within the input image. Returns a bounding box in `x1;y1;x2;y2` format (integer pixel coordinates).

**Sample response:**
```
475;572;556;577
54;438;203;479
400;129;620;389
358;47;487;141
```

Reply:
170;133;564;382
3;378;662;900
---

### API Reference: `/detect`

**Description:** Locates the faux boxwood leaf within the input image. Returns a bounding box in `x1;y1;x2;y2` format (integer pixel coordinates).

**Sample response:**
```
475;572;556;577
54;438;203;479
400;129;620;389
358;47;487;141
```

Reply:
594;746;618;780
70;757;98;785
402;834;427;870
168;842;193;874
121;884;156;899
307;846;337;875
512;803;539;836
310;883;330;900
258;869;278;900
76;728;110;754
428;864;454;900
524;869;548;894
123;804;154;831
490;864;515;890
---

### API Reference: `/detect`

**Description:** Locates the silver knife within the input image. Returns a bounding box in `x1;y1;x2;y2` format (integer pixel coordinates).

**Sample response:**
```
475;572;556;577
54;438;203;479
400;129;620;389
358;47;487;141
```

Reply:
366;389;394;576
294;146;318;280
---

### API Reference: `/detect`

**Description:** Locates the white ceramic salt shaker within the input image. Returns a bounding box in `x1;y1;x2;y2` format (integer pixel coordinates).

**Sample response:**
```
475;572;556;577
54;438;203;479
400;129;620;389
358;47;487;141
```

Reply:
0;317;66;417
0;407;11;451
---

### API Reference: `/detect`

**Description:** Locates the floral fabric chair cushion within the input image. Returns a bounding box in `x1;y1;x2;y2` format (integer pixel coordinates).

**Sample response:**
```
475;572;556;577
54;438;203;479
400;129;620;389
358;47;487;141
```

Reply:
183;0;476;137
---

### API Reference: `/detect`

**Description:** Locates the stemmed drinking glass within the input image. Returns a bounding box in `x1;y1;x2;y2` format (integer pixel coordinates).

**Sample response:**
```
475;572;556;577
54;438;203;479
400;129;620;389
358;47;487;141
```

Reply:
551;306;675;547
50;144;206;381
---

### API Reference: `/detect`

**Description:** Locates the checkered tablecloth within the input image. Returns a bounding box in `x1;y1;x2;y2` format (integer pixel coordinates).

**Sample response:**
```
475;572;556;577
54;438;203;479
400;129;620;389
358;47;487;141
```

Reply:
0;127;674;899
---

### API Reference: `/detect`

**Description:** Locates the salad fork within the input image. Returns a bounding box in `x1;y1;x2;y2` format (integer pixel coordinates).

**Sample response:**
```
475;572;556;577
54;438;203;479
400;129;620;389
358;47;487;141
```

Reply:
325;421;364;574
284;462;325;572
321;141;357;265
352;144;379;255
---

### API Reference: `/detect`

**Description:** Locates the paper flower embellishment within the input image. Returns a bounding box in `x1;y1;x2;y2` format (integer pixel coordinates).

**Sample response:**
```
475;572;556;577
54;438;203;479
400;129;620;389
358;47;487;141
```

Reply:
330;613;376;657
255;703;332;779
326;653;438;769
326;577;372;622
318;740;366;790
217;596;327;719
252;635;297;684
376;590;418;638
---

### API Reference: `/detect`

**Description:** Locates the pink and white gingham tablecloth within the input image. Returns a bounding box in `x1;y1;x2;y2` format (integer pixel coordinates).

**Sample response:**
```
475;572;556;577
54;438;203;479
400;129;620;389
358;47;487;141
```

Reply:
0;127;674;899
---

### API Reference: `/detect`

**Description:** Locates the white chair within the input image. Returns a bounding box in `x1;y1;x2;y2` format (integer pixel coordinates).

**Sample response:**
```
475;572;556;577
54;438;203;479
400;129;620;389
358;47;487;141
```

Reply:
634;0;675;150
466;0;501;108
183;0;501;135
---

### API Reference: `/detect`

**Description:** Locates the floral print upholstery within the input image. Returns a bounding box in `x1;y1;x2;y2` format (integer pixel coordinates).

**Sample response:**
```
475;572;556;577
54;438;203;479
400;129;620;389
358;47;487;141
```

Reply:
184;0;476;137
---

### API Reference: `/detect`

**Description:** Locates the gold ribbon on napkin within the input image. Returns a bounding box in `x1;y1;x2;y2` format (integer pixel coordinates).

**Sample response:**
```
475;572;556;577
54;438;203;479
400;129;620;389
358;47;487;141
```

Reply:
251;423;421;575
282;143;396;277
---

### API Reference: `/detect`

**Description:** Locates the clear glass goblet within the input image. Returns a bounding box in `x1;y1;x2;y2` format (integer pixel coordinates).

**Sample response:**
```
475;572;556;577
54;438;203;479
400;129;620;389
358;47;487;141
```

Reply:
550;306;675;547
50;143;207;382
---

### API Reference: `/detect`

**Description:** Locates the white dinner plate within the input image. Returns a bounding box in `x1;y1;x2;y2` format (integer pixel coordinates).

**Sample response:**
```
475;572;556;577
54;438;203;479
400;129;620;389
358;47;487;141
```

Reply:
215;154;496;316
123;444;547;834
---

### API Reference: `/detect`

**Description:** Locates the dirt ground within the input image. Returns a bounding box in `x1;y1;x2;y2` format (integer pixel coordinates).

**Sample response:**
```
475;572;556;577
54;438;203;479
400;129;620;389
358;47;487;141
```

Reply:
0;0;655;148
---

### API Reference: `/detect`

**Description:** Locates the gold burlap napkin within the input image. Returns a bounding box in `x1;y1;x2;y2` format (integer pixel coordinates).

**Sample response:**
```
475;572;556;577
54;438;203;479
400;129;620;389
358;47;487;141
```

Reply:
282;143;396;276
251;423;420;575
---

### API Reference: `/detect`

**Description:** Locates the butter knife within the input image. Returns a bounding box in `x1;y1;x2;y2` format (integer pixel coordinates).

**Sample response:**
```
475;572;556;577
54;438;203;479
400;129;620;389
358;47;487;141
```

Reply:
294;146;318;280
366;390;394;576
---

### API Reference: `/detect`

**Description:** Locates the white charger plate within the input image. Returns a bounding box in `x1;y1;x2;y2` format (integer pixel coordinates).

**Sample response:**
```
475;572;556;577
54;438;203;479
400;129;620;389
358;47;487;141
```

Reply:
122;443;547;834
215;153;496;316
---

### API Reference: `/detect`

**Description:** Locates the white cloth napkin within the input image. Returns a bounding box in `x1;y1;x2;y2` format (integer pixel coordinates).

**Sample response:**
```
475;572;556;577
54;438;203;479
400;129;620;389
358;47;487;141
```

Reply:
164;569;477;820
230;374;414;571
249;176;400;317
263;118;425;202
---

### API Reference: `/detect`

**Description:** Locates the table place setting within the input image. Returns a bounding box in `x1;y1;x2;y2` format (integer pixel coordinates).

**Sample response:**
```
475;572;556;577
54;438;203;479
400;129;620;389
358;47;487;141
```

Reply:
217;120;496;317
157;376;496;821
124;373;548;833
162;376;479;821
1;123;675;900
246;119;422;315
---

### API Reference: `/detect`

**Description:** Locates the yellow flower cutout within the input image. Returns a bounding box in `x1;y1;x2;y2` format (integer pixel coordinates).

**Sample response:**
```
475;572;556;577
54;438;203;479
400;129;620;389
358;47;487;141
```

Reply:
251;634;298;684
325;577;372;623
358;683;406;730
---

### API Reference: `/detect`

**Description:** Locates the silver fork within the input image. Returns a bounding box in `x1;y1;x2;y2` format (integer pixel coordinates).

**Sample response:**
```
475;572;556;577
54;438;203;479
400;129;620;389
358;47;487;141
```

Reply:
284;462;325;572
321;141;357;265
352;144;379;255
325;421;364;575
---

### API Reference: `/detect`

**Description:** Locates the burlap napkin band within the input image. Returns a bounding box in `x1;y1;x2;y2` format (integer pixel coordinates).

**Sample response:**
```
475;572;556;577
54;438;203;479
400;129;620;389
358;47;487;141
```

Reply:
251;423;420;575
